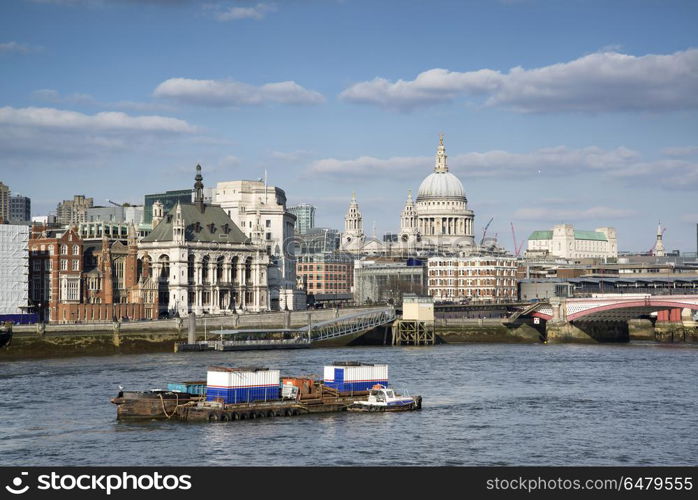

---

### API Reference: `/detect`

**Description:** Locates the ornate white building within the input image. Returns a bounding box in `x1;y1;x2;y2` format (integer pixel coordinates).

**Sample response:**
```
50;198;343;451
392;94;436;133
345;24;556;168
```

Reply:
139;166;271;316
341;135;476;256
526;224;618;260
215;179;304;310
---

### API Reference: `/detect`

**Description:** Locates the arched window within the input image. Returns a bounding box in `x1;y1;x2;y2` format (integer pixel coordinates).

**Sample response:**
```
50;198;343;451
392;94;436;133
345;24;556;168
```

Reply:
159;255;170;279
216;256;225;281
231;256;239;283
188;254;195;283
202;256;210;283
245;257;253;283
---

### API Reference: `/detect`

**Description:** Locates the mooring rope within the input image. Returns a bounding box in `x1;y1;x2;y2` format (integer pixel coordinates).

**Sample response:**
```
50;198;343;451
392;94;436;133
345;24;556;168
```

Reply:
158;392;179;419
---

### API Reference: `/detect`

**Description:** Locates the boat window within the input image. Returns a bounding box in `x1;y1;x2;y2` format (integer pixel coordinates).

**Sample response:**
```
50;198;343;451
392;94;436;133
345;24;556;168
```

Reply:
386;390;394;398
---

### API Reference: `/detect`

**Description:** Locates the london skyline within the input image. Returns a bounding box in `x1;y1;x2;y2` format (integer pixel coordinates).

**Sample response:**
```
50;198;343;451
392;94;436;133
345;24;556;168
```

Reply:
1;0;696;252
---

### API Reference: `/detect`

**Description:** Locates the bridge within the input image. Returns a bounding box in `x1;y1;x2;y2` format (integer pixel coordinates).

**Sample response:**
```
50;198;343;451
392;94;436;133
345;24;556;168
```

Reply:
525;295;698;322
177;307;397;351
518;294;698;343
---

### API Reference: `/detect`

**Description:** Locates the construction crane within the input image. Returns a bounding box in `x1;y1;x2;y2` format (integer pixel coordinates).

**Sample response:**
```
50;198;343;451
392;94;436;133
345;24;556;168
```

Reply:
511;222;525;257
106;199;123;207
480;217;494;246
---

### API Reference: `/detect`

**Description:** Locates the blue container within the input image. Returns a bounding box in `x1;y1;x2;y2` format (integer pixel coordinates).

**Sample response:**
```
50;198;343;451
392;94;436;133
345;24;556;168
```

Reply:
206;385;280;404
167;382;206;396
324;381;388;392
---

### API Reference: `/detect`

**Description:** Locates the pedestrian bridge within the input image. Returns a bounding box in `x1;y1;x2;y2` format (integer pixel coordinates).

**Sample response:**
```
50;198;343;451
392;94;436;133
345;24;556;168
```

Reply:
526;295;698;322
185;307;396;351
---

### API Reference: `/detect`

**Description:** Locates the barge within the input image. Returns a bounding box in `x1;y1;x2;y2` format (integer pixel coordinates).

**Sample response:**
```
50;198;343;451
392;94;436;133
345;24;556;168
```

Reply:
111;362;422;422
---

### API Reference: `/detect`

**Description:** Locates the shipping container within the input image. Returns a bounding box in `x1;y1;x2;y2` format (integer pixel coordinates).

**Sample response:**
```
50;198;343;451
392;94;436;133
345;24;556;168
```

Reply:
323;362;389;392
166;381;206;396
206;366;280;404
282;377;320;400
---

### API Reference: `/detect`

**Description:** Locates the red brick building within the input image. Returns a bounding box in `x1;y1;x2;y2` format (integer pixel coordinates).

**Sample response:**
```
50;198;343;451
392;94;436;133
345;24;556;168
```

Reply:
29;224;158;323
296;253;353;296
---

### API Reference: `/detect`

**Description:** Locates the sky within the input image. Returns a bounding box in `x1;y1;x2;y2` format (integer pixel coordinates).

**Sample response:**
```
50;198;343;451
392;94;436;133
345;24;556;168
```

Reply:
1;0;697;253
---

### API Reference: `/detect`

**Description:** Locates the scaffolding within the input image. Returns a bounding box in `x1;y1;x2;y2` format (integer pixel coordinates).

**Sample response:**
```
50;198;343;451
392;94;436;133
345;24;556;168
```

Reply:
391;319;435;346
0;225;29;315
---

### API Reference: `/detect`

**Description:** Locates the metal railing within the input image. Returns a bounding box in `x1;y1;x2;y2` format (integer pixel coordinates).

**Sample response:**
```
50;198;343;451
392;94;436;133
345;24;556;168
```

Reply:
300;307;396;342
208;307;396;348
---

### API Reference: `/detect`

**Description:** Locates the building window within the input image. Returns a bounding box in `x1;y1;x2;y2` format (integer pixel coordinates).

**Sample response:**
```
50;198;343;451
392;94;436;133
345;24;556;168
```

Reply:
60;259;67;271
266;232;271;240
60;244;68;255
72;260;79;271
73;245;79;255
60;276;80;302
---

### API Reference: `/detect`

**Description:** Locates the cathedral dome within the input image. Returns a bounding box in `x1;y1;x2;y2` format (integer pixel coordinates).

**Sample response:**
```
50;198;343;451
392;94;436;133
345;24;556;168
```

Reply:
416;135;467;201
416;171;466;201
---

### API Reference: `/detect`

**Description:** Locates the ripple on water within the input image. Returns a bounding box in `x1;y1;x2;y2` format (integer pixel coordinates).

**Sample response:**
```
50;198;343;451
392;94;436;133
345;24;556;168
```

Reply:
1;343;696;466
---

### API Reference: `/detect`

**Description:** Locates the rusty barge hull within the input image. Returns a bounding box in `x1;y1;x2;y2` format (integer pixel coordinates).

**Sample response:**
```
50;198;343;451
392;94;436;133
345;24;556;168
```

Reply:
113;395;370;422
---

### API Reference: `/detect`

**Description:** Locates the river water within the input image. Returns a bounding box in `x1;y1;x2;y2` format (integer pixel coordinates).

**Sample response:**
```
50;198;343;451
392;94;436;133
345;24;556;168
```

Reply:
1;343;696;466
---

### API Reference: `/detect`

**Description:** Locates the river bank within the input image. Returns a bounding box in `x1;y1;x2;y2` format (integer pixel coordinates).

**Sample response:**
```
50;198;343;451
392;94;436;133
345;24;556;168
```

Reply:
3;312;696;362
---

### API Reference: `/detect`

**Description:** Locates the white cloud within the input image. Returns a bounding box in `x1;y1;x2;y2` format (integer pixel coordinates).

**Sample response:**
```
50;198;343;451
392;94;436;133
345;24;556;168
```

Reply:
513;206;637;221
340;48;698;113
269;150;315;163
214;2;276;21
32;88;175;112
0;106;196;166
662;146;698;157
0;106;195;133
0;41;39;54
153;77;325;106
308;155;428;179
307;146;639;179
306;145;698;191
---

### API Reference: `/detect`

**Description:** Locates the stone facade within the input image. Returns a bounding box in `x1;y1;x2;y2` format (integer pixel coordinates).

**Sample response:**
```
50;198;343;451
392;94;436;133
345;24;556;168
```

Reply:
215;179;303;310
340;136;476;256
56;195;94;225
427;256;518;303
140;166;272;317
527;224;618;260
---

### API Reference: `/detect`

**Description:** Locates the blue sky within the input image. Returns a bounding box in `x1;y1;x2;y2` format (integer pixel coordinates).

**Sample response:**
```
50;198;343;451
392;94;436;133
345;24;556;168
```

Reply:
1;0;697;252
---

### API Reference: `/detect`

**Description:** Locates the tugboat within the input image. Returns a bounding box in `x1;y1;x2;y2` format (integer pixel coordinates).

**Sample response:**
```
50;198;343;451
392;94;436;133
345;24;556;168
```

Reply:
348;385;422;412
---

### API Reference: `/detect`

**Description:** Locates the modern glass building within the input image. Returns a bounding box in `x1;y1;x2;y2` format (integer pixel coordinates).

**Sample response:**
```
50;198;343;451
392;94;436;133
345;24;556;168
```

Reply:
288;203;315;234
143;189;192;225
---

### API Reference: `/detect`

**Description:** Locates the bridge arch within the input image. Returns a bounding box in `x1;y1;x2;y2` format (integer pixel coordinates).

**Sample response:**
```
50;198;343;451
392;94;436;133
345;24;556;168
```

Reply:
568;298;698;321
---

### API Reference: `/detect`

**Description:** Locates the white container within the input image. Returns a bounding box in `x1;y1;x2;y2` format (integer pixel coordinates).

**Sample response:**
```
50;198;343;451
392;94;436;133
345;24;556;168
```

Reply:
207;367;280;389
323;364;388;383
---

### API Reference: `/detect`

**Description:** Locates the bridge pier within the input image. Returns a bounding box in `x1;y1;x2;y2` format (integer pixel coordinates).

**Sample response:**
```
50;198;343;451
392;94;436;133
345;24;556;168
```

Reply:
628;319;655;341
546;320;629;344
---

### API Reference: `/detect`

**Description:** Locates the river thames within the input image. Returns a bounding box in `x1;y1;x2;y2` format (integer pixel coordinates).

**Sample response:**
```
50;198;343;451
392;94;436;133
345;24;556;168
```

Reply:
1;343;696;466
